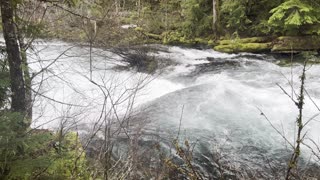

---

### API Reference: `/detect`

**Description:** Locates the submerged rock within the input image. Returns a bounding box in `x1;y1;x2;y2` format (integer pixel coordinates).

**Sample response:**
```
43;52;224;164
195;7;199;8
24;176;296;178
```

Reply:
112;45;175;73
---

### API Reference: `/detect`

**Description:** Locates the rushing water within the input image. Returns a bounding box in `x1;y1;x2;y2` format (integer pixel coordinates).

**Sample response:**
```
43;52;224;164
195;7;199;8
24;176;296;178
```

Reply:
29;41;320;177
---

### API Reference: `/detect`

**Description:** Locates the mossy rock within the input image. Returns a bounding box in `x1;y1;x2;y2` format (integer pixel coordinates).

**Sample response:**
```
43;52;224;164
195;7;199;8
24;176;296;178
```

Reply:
272;36;320;52
215;36;320;53
219;37;273;45
302;24;320;35
214;42;272;53
162;31;211;46
213;44;235;53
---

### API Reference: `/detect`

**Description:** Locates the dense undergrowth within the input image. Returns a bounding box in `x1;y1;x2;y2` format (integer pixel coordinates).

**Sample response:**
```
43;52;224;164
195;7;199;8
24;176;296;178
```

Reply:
0;115;89;179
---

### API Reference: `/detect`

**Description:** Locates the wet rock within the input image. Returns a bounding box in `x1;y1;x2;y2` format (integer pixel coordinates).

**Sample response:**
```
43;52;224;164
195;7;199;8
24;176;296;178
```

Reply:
272;36;320;52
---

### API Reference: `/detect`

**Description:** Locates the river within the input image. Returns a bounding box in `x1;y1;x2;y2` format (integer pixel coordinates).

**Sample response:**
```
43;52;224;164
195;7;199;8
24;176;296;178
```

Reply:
29;41;320;178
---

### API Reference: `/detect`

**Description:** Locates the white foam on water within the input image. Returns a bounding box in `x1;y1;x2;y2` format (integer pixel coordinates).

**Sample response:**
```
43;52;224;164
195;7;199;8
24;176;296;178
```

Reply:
21;42;320;168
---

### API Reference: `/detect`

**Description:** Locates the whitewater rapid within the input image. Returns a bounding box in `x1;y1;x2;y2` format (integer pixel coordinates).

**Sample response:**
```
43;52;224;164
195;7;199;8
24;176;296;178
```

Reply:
28;41;320;175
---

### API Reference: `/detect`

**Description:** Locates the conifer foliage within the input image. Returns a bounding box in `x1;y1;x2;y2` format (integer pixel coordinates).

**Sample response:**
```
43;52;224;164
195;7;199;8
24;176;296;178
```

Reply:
268;0;320;35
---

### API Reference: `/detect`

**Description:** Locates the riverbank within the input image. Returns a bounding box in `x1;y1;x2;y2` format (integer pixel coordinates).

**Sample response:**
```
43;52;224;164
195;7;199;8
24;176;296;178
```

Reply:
46;24;320;55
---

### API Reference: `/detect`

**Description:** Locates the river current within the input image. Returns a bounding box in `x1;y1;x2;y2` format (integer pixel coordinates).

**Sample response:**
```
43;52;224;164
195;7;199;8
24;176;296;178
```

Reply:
28;41;320;177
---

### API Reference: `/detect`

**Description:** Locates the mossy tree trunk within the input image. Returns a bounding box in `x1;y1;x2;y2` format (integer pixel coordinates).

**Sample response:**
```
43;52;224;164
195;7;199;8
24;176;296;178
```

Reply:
17;34;32;122
14;4;32;121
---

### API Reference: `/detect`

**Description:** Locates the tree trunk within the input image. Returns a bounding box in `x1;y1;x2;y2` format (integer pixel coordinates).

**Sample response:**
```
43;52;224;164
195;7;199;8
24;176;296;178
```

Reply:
212;0;220;38
137;0;141;18
17;34;32;121
0;0;26;114
115;0;118;13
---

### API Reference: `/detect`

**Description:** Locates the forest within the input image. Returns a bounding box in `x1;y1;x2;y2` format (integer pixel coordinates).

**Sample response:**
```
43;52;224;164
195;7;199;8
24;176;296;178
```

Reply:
1;0;320;179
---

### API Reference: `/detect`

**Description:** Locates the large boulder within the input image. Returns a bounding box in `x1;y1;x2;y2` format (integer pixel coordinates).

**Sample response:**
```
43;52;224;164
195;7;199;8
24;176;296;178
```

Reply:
272;36;320;53
214;42;272;53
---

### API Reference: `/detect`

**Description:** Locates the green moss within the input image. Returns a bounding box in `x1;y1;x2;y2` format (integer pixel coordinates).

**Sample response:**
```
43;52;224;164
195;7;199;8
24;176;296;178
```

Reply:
214;42;272;53
219;37;273;45
162;31;210;46
134;27;144;32
216;36;320;53
241;43;272;52
214;36;273;53
214;44;235;53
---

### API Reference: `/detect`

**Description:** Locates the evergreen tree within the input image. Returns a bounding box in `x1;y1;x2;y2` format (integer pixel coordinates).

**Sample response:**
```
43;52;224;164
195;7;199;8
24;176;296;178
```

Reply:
268;0;320;35
181;0;213;37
